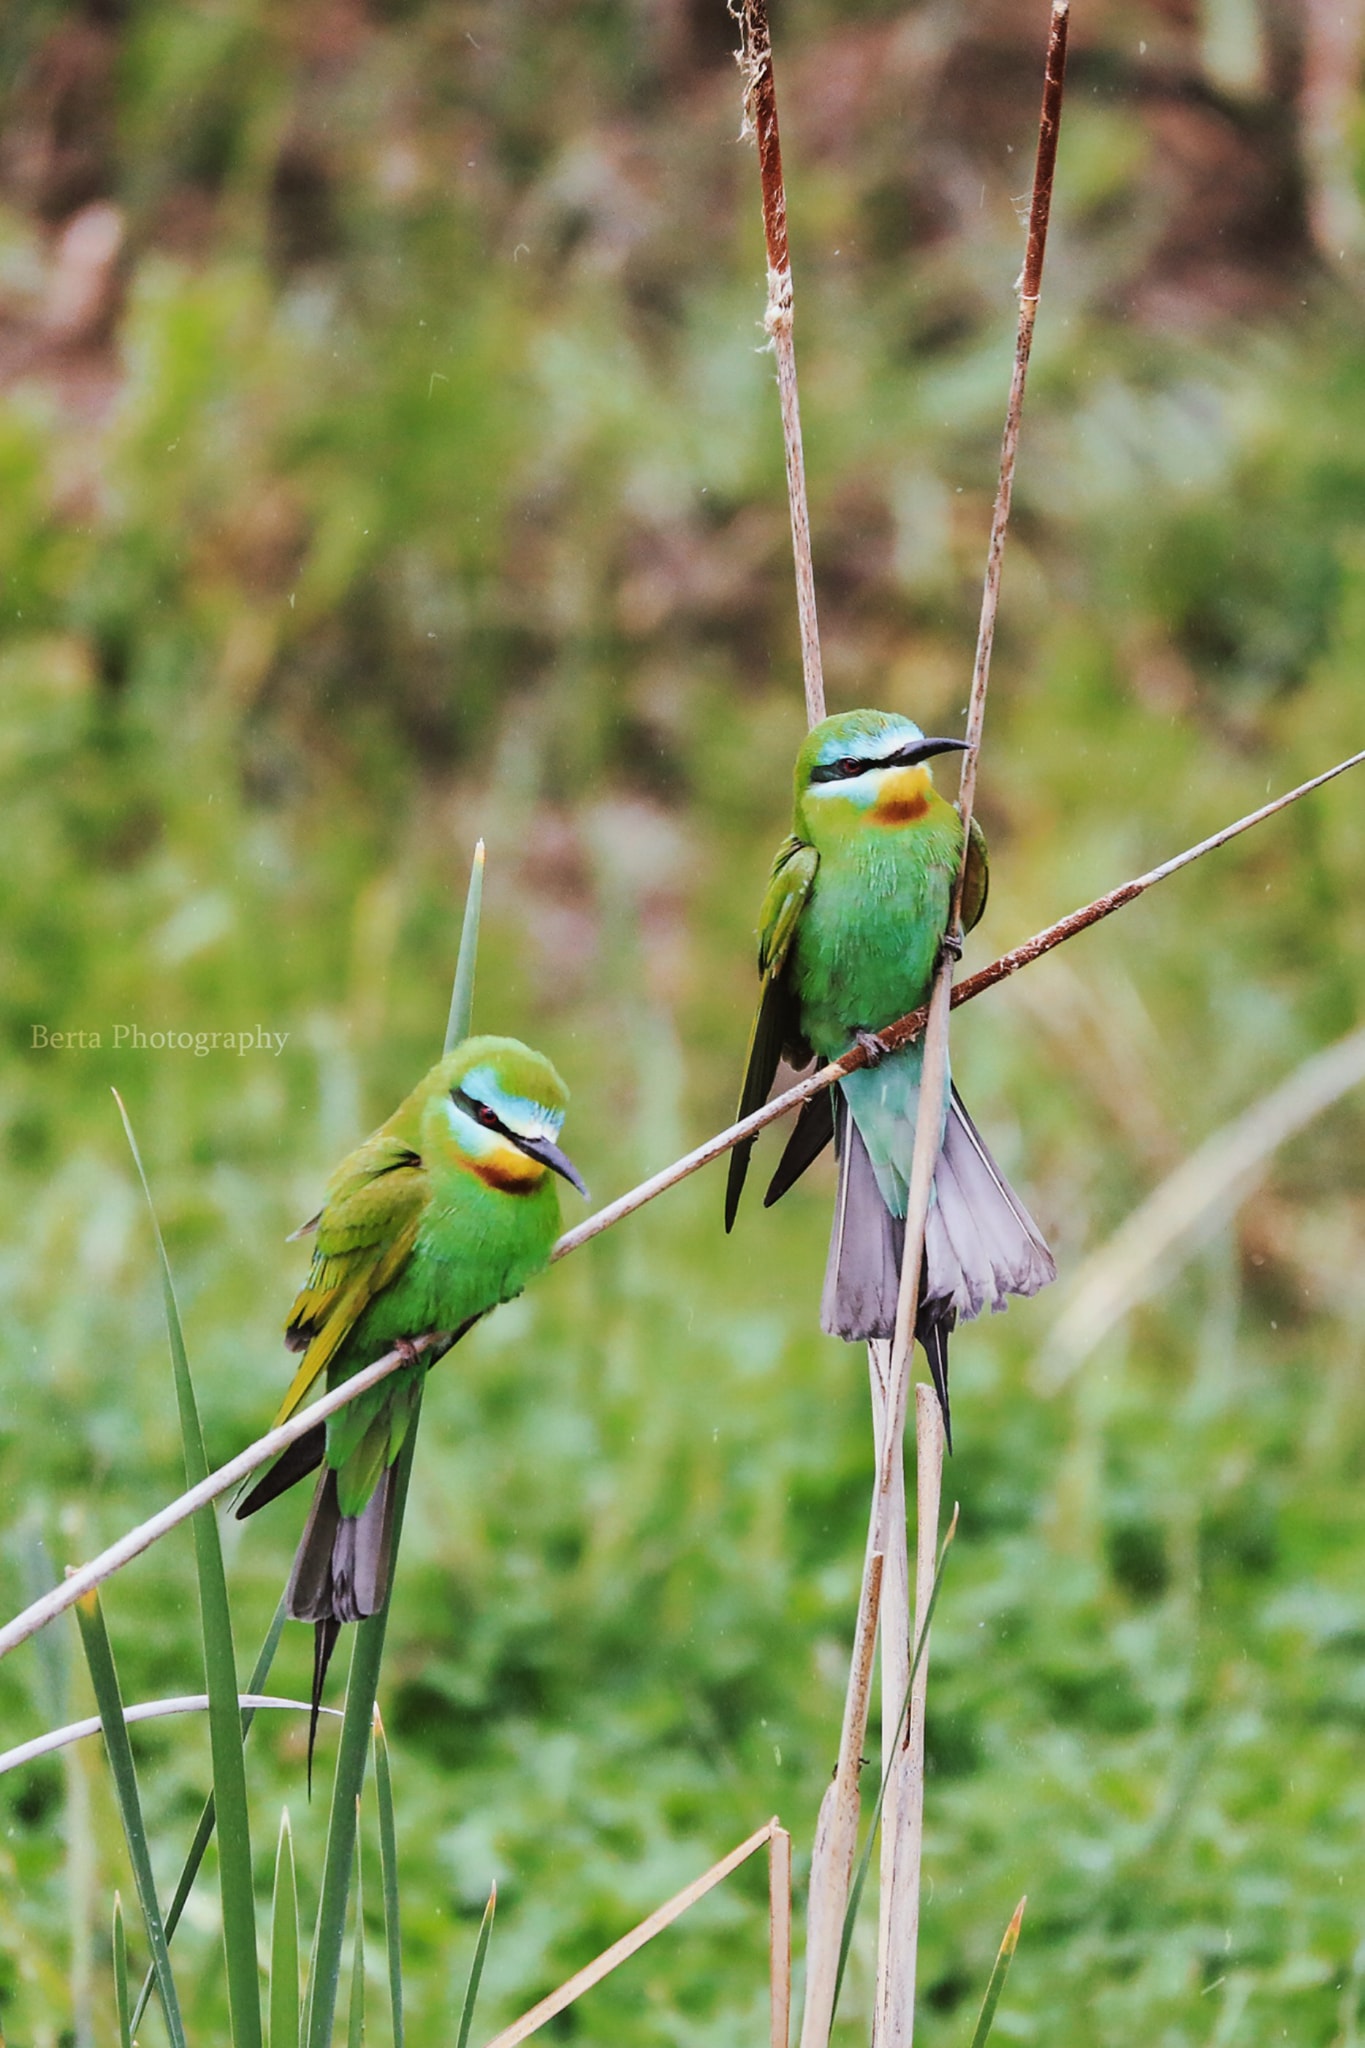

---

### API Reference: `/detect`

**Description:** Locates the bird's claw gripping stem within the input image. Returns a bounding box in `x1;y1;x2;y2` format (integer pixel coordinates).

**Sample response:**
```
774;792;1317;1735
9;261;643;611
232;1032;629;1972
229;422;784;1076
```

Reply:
939;928;963;966
853;1029;890;1067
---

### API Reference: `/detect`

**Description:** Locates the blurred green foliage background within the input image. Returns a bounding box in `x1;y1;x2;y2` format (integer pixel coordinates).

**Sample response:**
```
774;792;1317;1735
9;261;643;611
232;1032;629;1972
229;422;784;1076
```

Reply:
2;0;1365;2041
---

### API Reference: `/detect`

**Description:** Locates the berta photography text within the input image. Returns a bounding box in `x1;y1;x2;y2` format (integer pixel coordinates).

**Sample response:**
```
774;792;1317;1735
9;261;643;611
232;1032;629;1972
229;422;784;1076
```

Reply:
30;1025;290;1057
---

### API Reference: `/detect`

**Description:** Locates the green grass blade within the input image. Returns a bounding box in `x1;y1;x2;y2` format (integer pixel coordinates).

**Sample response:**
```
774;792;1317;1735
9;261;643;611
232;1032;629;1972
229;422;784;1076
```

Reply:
74;1588;186;2048
832;1507;959;2021
444;839;485;1052
454;1884;496;2048
373;1710;403;2048
347;1804;366;2048
114;1091;262;2048
966;1898;1026;2048
270;1811;301;2048
112;1893;132;2048
133;1598;288;2031
305;1406;422;2048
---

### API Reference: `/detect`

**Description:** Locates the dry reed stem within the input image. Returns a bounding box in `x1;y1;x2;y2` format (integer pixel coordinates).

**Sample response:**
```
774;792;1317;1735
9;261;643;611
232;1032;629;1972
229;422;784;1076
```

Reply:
870;1340;908;2020
953;0;1070;871
731;0;825;726
801;14;1073;2032
869;975;950;2043
0;760;1358;1666
770;1825;793;2048
480;1819;780;2048
0;1696;339;1776
876;1388;945;2044
800;1550;884;2048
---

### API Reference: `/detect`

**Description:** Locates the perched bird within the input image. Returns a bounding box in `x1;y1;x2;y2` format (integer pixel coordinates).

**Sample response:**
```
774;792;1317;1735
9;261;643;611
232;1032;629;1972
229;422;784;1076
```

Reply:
237;1036;586;1762
725;709;1054;1446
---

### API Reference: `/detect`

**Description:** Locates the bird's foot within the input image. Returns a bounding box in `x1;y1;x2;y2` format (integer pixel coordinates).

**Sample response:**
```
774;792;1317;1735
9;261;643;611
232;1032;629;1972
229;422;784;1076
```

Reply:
938;928;963;967
854;1028;889;1067
394;1336;423;1368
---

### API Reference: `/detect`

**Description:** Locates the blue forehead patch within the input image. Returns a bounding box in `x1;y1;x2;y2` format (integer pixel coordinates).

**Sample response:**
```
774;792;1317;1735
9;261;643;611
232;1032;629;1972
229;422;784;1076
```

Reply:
814;716;923;770
462;1065;564;1134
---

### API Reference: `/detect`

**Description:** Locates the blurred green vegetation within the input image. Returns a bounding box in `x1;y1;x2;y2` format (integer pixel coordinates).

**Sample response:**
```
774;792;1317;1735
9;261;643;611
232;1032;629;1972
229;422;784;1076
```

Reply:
2;0;1365;2042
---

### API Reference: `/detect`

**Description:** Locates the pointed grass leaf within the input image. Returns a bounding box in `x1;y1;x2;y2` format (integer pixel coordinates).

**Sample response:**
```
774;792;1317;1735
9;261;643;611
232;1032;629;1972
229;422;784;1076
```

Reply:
133;1599;288;2030
444;839;485;1052
454;1884;496;2048
373;1710;403;2048
306;1409;421;2048
73;1588;186;2048
271;1811;301;2048
966;1898;1026;2048
114;1091;262;2048
113;1894;132;2048
831;1506;959;2022
347;1805;366;2048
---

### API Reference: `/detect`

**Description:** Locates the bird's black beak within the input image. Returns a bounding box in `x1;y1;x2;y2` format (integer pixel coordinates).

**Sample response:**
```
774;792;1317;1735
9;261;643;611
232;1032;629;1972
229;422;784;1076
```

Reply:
901;736;969;766
511;1132;590;1200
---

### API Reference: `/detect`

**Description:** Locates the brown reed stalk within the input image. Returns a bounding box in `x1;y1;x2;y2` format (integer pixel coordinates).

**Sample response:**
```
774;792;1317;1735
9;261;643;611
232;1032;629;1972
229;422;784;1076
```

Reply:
791;6;1072;2035
732;0;825;727
876;9;1071;2036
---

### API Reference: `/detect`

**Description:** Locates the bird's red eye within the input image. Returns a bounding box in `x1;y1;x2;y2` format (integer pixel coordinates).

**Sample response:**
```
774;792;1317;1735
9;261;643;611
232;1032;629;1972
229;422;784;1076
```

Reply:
841;757;863;775
477;1104;498;1128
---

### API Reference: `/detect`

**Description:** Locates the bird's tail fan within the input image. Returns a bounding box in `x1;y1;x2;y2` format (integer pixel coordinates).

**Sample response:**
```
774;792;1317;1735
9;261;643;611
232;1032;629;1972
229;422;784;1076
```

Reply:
820;1102;903;1342
925;1087;1056;1322
286;1463;399;1785
821;1087;1054;1447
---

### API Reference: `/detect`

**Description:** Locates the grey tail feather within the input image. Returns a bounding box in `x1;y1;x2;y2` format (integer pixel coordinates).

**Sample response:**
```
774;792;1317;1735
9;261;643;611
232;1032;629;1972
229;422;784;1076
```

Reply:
925;1087;1056;1324
918;1306;955;1454
822;1087;1055;1447
820;1100;904;1342
308;1619;341;1795
286;1465;400;1787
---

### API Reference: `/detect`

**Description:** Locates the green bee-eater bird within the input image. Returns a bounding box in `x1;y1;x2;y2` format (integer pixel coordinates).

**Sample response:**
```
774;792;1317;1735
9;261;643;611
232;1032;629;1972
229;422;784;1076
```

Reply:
237;1035;586;1756
725;709;1054;1447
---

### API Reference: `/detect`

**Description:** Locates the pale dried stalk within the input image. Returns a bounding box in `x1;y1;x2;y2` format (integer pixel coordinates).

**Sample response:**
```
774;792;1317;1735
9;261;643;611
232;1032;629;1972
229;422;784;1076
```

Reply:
480;1819;778;2048
874;9;1071;2035
0;1696;338;1776
878;1388;945;2041
871;975;952;2043
870;1340;907;2011
771;1825;793;2048
800;1550;884;2045
732;0;825;726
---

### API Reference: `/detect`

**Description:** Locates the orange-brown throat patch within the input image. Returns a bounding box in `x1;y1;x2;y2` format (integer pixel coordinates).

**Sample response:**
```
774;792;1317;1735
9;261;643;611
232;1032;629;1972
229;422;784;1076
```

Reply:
468;1142;545;1195
870;764;931;826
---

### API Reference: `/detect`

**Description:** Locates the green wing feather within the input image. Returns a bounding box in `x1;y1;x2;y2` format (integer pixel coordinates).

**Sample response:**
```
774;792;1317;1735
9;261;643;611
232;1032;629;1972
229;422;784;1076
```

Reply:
961;815;989;935
271;1133;429;1427
724;837;819;1231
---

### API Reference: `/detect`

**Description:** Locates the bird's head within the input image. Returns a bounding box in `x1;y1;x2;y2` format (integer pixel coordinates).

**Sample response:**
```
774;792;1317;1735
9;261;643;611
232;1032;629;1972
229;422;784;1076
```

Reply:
794;710;966;840
421;1036;588;1200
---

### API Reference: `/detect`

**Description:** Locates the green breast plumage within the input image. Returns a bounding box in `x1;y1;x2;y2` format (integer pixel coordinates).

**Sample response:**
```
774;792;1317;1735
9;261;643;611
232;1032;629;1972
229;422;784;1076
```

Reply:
790;804;963;1059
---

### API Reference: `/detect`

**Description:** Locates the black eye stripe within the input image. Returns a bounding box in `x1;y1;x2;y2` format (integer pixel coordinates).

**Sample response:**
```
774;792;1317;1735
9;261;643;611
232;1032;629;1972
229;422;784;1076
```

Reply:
809;743;924;785
452;1086;511;1138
